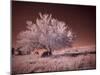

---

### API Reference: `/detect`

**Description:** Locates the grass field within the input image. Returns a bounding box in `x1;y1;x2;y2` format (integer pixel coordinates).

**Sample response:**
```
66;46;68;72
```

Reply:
12;46;96;74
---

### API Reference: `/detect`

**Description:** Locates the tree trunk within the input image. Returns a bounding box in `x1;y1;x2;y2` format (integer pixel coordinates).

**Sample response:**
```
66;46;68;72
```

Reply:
47;46;52;56
41;45;52;57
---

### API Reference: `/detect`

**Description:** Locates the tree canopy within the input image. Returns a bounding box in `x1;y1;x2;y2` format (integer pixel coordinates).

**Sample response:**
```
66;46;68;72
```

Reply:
16;13;75;53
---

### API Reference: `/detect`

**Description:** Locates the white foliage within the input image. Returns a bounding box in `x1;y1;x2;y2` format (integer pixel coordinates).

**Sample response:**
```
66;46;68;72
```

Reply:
16;13;75;52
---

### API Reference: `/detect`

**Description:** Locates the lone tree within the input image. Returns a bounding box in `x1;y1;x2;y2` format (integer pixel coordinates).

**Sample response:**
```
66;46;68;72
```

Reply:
16;13;75;55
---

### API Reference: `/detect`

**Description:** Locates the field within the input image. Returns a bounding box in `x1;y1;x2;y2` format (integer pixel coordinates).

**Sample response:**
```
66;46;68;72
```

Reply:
12;46;96;74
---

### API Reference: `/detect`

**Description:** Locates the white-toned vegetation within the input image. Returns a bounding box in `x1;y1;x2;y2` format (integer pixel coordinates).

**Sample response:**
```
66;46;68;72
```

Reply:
12;46;96;74
15;13;75;55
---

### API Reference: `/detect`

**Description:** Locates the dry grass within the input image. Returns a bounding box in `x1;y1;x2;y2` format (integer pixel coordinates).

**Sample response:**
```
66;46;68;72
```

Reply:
12;46;96;74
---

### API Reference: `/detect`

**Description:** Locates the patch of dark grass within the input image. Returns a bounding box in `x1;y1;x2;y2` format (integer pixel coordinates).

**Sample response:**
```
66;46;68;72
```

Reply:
51;51;96;58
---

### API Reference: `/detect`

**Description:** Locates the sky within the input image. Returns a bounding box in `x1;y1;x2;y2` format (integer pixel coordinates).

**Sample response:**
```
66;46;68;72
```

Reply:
12;1;96;48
